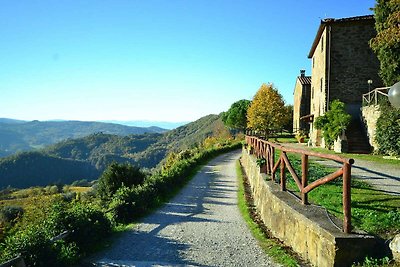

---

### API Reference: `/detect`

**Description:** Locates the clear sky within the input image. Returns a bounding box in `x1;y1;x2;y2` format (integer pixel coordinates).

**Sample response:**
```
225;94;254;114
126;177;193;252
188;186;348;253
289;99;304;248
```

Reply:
1;0;375;123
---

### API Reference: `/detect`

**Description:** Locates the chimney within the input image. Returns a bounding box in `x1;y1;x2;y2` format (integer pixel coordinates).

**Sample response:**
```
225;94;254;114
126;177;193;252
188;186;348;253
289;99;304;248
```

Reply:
300;69;305;77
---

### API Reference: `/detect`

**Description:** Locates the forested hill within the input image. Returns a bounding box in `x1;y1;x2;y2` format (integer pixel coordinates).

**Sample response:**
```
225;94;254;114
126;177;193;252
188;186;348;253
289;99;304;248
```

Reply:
0;120;167;157
133;114;229;167
0;114;231;189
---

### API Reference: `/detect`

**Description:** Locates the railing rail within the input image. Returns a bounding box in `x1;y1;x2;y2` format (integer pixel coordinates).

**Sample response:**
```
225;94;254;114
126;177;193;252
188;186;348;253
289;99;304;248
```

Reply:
362;86;389;106
245;135;354;233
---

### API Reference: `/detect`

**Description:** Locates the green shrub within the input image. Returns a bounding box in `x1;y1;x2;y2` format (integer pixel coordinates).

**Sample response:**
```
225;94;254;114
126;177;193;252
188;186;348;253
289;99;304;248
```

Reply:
0;224;58;266
97;162;146;201
0;199;112;266
45;200;112;252
375;103;400;156
0;206;24;225
105;141;241;223
314;100;351;148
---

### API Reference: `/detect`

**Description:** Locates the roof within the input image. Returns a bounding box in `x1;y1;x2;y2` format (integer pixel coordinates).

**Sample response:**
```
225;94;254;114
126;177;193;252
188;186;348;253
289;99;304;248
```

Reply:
307;15;374;58
298;76;311;85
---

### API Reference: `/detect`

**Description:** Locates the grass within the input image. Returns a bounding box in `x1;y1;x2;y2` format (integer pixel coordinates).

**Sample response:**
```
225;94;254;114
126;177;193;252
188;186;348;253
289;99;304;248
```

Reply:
306;146;400;166
235;160;301;267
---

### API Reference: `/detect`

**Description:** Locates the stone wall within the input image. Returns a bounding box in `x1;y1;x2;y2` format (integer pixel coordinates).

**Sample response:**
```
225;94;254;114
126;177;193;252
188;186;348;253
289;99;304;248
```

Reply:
361;105;381;151
241;149;377;266
329;20;383;104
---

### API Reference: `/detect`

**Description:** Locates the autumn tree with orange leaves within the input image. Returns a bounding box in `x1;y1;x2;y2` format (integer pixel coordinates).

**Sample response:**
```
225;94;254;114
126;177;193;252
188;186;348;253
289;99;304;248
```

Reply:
247;83;286;137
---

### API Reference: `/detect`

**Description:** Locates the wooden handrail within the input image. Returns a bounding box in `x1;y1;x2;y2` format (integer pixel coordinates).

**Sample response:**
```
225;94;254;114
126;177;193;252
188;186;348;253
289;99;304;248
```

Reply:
362;87;389;106
245;135;354;233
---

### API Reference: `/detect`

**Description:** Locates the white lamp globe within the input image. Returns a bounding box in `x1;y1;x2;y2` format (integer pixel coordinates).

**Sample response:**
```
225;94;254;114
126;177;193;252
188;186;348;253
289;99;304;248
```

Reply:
388;81;400;108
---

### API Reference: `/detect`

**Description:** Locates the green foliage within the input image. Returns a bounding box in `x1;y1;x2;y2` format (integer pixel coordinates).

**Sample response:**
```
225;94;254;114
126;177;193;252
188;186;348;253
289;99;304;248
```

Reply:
0;206;24;226
222;99;251;131
247;83;286;136
45;200;112;252
0;120;166;157
0;114;232;189
104;141;242;223
375;103;400;156
370;0;400;86
314;100;351;148
282;105;294;132
256;157;266;166
97;162;146;202
0;224;59;266
0;199;111;266
353;256;391;267
0;151;99;189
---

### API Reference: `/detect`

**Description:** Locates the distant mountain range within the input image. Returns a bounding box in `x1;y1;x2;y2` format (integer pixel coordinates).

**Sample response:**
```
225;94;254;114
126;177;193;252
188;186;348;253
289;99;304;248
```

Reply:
0;119;167;157
99;120;188;130
0;114;230;189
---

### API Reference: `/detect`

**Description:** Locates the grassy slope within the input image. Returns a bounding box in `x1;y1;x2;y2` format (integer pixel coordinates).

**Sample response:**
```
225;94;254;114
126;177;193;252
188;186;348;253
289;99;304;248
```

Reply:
236;160;300;267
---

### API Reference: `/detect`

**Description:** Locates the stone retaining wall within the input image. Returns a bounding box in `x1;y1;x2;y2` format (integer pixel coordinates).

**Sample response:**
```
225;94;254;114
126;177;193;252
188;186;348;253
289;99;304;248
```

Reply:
241;149;377;266
361;105;381;151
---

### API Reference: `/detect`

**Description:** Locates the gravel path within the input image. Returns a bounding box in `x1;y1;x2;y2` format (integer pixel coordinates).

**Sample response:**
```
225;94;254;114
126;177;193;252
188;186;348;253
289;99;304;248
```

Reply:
92;150;278;267
284;143;400;195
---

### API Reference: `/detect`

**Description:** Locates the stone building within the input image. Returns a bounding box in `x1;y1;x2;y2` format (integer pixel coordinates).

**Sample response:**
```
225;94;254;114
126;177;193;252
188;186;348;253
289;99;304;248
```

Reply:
292;70;311;133
307;15;383;149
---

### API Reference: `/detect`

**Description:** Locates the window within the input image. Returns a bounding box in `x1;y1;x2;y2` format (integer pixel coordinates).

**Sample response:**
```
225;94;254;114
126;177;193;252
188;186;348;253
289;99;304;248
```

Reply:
312;57;315;68
321;35;324;52
320;78;323;92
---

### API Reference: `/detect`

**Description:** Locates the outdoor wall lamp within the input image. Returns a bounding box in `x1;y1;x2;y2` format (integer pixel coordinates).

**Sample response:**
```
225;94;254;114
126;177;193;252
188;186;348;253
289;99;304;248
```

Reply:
367;79;373;92
388;81;400;109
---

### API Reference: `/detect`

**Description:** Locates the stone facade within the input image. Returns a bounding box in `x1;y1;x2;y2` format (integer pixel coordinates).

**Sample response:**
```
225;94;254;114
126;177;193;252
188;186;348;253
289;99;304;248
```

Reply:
307;15;383;146
293;70;311;133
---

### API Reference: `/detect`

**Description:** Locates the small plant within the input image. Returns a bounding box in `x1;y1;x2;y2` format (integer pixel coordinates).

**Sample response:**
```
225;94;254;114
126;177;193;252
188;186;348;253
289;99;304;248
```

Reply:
295;130;307;143
256;157;266;166
352;256;390;267
314;100;351;149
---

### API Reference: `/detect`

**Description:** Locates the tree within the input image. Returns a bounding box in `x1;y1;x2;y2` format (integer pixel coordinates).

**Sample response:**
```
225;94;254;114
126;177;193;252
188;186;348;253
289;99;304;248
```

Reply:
247;83;286;136
370;0;400;86
96;162;146;201
314;100;351;148
222;99;251;131
282;105;293;132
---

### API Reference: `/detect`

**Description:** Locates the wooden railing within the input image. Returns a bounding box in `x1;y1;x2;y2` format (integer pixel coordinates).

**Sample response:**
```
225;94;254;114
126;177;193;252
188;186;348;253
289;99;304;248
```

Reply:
245;135;355;233
362;87;389;106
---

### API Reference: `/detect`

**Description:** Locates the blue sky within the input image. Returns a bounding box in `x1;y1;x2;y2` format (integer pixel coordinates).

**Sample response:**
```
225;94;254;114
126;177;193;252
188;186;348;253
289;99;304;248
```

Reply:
1;0;375;123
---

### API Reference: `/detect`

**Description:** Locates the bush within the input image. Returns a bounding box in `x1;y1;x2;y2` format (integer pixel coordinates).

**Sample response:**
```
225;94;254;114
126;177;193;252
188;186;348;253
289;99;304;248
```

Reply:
0;200;111;266
375;104;400;156
97;162;146;201
105;141;242;223
0;206;24;225
0;224;58;266
45;200;112;252
314;100;351;148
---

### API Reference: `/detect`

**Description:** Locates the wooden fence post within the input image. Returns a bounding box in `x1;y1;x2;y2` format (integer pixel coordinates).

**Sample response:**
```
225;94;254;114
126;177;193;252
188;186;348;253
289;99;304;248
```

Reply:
280;154;286;191
342;162;352;233
301;154;308;205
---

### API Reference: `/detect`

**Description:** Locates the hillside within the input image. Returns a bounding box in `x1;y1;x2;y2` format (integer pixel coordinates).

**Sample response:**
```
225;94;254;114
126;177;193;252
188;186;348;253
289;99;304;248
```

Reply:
0;152;99;188
0;120;167;157
0;114;231;189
